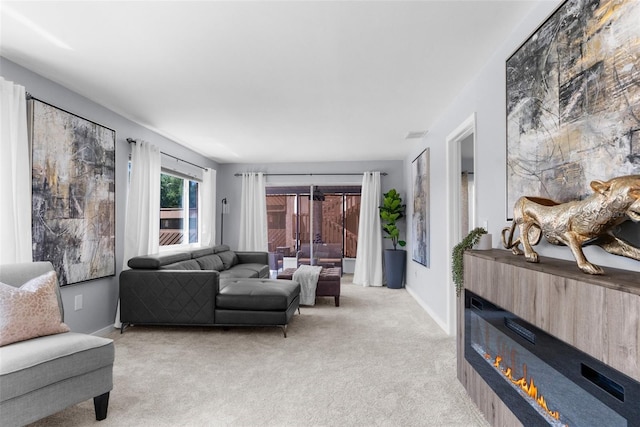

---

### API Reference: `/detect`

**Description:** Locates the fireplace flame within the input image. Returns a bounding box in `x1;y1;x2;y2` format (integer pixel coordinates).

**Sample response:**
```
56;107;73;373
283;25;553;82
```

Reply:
489;353;562;422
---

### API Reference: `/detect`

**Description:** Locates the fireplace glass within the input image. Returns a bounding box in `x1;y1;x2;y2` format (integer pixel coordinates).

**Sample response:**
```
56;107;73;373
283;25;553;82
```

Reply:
464;291;639;426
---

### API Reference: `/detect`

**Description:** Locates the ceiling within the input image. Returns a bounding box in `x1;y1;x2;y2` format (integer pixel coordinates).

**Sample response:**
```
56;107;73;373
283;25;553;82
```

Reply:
1;1;538;164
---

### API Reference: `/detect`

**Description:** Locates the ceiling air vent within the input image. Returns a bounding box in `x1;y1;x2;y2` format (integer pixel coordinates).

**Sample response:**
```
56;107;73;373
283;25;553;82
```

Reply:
405;131;427;139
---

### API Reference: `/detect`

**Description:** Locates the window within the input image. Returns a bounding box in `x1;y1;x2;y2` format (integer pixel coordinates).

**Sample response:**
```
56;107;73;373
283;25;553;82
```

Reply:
160;172;199;246
265;186;361;259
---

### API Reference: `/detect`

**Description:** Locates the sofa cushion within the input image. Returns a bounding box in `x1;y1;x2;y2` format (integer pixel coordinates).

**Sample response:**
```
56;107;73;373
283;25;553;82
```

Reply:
195;254;224;271
218;268;260;280
0;271;70;347
217;250;238;270
128;252;190;269
232;263;269;278
0;332;113;401
216;279;300;311
159;259;201;270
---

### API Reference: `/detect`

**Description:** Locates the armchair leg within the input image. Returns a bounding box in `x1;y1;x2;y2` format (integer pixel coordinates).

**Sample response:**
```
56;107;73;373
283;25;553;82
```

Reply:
94;392;110;421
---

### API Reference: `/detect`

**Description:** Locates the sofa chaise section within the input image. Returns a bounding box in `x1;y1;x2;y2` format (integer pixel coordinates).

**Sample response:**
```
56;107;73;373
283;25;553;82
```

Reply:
215;278;301;336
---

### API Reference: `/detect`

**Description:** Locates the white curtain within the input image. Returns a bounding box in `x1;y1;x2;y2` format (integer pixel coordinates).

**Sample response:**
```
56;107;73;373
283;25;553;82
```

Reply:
238;172;268;251
122;140;161;263
200;168;217;247
353;172;383;287
115;140;160;328
0;77;32;263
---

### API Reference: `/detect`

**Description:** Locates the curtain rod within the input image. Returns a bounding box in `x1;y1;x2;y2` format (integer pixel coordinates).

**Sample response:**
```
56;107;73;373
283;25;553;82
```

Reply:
127;138;208;171
234;172;387;177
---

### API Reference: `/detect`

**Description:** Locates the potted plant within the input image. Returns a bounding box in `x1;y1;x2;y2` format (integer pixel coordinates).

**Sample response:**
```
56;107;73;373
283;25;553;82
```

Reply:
379;188;407;288
451;227;487;297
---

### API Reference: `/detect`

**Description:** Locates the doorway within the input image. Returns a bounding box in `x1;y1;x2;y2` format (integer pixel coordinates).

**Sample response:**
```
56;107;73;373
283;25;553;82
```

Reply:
446;113;476;335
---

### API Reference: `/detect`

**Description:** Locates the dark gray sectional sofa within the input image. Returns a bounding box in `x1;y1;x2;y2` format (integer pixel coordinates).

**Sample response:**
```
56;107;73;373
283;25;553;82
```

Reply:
119;245;301;337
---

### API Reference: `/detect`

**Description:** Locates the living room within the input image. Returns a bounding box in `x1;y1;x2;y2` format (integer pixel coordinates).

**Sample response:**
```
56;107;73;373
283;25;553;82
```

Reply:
2;1;640;426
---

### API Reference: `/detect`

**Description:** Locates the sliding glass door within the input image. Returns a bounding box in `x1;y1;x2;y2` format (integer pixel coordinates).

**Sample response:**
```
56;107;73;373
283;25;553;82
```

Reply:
266;186;361;269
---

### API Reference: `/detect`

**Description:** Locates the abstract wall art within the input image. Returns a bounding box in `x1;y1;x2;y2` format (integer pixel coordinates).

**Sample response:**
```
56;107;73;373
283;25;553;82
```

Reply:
412;148;429;267
30;99;116;286
506;0;640;219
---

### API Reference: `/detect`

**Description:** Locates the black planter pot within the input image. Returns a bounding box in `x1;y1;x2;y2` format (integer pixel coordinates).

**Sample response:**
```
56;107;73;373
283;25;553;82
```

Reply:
384;249;406;289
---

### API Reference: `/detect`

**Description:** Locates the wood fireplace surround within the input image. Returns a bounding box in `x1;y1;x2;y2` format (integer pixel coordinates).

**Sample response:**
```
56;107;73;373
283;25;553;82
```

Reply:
457;249;639;426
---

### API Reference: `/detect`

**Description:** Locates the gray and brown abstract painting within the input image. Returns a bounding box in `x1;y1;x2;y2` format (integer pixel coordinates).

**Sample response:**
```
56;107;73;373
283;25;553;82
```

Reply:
506;0;640;218
31;99;115;285
412;148;429;267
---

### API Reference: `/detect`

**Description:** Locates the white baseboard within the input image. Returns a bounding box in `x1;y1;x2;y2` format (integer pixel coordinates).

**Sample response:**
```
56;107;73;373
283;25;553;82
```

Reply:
92;325;117;337
404;284;452;335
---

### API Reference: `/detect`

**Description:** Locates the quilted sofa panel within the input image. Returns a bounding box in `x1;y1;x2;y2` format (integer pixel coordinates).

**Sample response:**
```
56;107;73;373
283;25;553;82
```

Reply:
120;270;218;324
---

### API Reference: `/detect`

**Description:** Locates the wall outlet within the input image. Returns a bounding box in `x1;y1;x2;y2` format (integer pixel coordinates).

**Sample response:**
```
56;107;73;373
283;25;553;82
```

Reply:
74;294;83;311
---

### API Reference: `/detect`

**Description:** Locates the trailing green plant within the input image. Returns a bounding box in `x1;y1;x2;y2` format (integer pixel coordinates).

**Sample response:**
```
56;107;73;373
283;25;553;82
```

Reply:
452;227;487;297
379;188;406;250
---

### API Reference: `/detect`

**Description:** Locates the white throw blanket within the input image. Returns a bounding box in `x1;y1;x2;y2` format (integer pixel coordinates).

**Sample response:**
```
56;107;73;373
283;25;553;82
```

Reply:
293;265;322;305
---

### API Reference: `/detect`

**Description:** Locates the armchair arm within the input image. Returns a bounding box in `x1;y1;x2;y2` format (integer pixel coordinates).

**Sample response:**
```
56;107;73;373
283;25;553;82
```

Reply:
235;251;268;265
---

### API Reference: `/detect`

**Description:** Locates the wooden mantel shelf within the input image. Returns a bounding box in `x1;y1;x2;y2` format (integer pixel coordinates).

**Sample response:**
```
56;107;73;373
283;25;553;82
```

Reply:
457;249;640;426
466;248;640;296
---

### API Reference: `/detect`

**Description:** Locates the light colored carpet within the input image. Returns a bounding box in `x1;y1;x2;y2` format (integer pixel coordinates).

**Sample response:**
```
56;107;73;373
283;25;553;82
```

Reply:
29;276;489;427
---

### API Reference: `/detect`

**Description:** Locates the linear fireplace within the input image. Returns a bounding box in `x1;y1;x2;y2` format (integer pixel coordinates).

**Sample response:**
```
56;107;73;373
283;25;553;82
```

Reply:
465;290;640;426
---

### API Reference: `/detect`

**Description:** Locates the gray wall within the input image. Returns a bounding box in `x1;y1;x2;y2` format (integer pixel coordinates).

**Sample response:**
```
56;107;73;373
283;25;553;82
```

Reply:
216;160;405;251
403;0;640;335
1;57;219;335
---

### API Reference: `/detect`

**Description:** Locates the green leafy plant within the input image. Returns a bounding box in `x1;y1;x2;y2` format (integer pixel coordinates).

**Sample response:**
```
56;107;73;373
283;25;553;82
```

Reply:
379;189;406;250
452;227;487;297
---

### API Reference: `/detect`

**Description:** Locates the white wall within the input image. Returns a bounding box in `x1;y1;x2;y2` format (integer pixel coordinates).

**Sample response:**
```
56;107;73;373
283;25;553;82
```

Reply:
1;57;220;334
403;0;640;336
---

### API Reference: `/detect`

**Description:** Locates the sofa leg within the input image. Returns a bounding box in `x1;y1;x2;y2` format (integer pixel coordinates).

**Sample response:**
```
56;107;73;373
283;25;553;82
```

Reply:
94;392;110;421
335;296;340;307
280;325;287;338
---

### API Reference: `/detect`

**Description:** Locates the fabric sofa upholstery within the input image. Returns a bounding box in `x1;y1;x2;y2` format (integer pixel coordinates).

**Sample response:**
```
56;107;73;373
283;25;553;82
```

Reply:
0;262;114;426
119;245;300;336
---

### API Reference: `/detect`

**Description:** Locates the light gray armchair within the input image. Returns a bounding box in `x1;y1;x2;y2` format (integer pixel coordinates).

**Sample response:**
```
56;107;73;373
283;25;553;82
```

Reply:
0;262;114;426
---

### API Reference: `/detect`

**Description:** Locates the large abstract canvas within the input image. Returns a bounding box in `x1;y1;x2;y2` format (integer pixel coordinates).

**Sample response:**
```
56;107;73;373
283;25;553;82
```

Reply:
30;99;116;286
412;148;429;267
506;0;640;219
